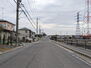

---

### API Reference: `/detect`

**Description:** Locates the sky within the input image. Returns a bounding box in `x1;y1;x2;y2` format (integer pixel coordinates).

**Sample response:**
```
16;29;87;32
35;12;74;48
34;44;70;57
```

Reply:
0;0;90;35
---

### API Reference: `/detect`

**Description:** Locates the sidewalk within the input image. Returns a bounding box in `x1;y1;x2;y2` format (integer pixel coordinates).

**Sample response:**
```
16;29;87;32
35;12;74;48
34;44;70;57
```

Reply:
0;41;40;55
0;43;28;54
0;44;16;53
0;45;23;55
55;41;91;59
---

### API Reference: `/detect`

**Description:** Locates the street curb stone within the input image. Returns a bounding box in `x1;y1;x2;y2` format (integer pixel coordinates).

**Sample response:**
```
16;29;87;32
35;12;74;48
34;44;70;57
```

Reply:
0;46;23;55
54;41;91;59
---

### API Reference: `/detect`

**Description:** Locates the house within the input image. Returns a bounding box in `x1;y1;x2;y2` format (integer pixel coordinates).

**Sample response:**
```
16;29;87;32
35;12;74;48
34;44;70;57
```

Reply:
0;20;15;31
0;20;15;45
18;28;35;42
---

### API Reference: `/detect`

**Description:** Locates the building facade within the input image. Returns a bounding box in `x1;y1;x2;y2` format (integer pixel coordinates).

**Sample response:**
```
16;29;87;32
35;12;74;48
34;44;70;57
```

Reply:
0;20;15;45
19;28;35;42
0;20;15;31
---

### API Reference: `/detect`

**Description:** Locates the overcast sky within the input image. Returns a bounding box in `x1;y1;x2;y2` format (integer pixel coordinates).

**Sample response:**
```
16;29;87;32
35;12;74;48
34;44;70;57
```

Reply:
0;0;90;35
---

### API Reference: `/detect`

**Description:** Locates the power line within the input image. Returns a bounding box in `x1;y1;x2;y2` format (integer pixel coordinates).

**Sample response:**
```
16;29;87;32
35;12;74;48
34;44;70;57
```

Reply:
22;4;36;26
13;0;16;3
21;7;36;29
21;4;36;29
13;0;36;30
26;0;36;24
26;0;33;12
8;0;15;7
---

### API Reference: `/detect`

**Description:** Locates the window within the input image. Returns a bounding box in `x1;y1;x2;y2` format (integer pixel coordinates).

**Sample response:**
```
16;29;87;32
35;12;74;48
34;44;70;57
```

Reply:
25;30;27;33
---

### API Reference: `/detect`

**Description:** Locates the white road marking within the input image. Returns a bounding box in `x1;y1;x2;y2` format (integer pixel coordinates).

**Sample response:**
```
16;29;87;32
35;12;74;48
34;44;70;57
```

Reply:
0;52;2;54
72;54;91;66
55;44;74;53
55;43;91;67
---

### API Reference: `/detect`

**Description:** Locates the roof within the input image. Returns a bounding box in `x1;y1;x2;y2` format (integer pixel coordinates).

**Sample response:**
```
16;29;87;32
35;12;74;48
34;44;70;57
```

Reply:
0;29;15;32
19;28;36;33
0;19;15;25
19;28;32;31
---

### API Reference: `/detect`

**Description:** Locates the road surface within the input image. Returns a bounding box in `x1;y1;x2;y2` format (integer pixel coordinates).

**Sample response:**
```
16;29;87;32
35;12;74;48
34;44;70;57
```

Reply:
0;37;91;68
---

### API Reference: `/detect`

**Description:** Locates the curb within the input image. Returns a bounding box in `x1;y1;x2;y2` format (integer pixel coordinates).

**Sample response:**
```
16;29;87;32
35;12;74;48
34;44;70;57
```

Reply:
0;46;24;55
55;41;91;59
0;41;40;55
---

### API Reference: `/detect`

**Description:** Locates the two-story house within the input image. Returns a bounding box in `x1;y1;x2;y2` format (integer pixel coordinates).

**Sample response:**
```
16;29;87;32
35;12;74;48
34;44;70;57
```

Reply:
18;28;35;42
0;20;15;44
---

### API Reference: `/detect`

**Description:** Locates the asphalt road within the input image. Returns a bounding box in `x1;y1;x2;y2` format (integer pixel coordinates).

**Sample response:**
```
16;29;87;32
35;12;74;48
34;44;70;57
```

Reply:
0;37;91;68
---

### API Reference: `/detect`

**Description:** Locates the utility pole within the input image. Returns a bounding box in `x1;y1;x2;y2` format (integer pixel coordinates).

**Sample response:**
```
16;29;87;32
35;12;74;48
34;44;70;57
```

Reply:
16;0;21;46
36;18;38;34
39;25;41;34
76;12;80;35
87;0;90;34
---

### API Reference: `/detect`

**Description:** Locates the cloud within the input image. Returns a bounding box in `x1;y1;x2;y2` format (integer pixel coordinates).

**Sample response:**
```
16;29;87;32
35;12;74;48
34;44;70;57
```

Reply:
39;22;76;35
0;0;88;35
35;0;56;8
40;23;59;29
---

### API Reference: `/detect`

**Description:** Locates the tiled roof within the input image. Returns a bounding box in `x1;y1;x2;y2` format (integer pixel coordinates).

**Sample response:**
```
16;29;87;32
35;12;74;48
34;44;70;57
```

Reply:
19;28;32;31
0;19;15;25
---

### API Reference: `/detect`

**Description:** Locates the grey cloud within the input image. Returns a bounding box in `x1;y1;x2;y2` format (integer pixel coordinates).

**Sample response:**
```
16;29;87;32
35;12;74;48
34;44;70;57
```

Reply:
0;0;87;35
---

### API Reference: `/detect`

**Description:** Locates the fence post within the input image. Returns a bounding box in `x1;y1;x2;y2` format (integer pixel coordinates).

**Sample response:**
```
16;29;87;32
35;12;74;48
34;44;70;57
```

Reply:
84;39;87;49
76;39;78;46
71;39;73;45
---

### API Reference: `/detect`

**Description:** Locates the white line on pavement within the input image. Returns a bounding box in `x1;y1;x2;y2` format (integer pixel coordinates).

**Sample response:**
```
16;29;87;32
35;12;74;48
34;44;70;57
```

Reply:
55;43;91;67
55;44;74;54
72;54;91;66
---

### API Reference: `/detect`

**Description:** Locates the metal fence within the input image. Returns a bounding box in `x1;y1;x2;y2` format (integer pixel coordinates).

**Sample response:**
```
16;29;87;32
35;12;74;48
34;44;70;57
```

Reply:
57;39;91;49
